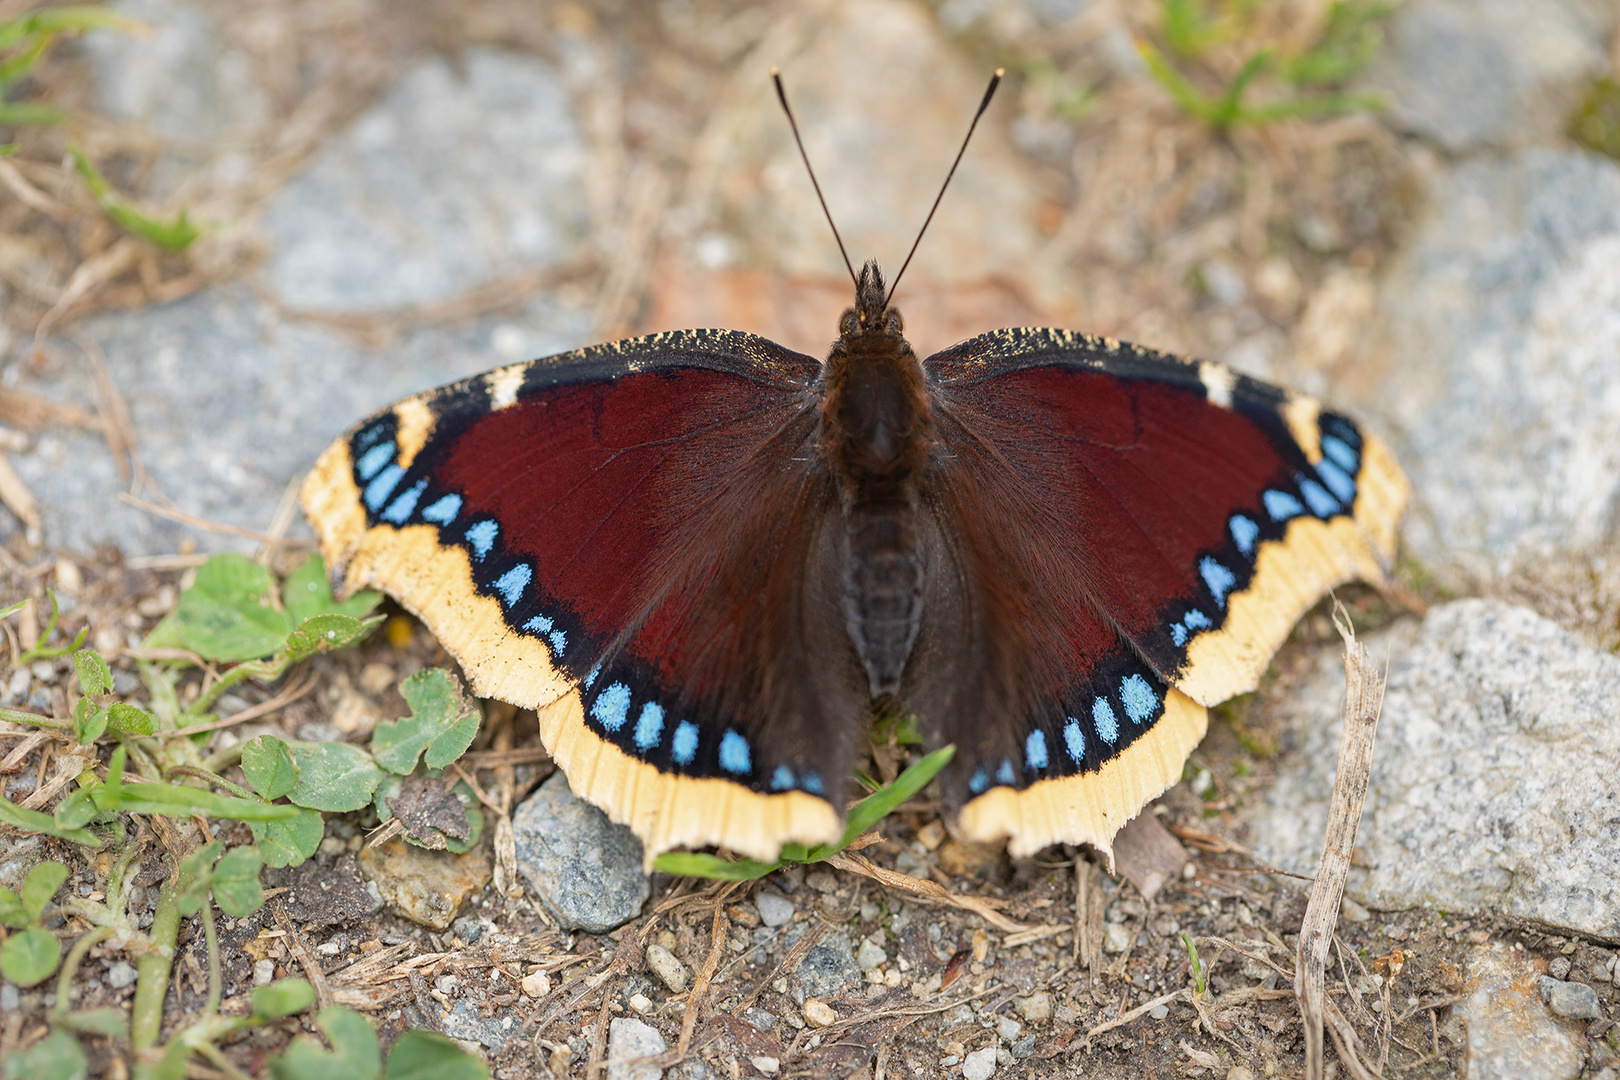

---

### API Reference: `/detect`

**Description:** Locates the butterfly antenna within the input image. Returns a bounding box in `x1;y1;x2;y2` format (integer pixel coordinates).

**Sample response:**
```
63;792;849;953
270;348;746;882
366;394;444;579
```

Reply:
772;68;858;290
887;68;1004;306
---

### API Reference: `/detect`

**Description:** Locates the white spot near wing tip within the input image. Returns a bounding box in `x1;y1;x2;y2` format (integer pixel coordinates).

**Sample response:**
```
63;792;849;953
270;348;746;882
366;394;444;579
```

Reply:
486;364;527;410
1199;361;1236;409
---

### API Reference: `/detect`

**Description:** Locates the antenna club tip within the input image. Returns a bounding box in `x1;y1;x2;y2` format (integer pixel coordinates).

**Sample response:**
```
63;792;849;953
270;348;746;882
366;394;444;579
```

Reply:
994;67;1006;77
769;66;781;77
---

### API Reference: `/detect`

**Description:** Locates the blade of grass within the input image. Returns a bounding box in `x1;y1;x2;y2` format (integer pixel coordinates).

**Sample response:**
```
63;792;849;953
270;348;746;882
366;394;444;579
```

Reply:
0;794;103;847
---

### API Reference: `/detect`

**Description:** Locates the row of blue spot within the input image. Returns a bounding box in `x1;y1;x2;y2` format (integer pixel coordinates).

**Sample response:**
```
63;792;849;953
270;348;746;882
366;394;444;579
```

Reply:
584;677;826;794
967;672;1161;794
353;433;569;662
1166;424;1363;652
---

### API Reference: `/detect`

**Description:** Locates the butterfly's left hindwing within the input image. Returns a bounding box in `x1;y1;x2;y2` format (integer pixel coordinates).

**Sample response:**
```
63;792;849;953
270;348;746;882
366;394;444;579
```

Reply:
918;328;1409;855
301;330;861;864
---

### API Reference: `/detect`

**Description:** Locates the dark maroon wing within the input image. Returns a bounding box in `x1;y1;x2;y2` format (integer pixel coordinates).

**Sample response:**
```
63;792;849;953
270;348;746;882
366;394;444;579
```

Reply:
909;329;1407;854
301;330;864;860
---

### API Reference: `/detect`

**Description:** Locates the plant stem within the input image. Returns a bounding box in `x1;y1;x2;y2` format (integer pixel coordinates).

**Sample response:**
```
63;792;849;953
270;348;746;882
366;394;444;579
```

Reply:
132;858;192;1049
51;924;114;1020
194;1040;256;1080
203;742;245;774
0;706;72;731
203;894;220;1018
187;659;282;718
167;765;255;801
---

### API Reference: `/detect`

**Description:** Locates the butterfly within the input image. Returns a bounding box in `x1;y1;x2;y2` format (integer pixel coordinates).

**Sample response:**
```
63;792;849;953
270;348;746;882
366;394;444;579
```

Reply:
300;74;1408;867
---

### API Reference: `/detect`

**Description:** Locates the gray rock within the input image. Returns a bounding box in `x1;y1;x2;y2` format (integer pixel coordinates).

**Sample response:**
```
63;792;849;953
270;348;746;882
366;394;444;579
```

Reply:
6;286;589;555
856;937;887;970
686;0;1054;352
84;0;269;192
0;837;41;888
645;943;690;994
1356;0;1608;151
1458;946;1583;1079
512;771;650;932
1369;150;1620;573
754;888;795;928
1;983;18;1011
451;915;484;944
743;1007;778;1031
791;933;861;1002
1249;600;1620;941
607;1017;667;1080
442;997;513;1053
1538;976;1603;1020
262;47;588;311
962;1045;998;1080
104;962;138;989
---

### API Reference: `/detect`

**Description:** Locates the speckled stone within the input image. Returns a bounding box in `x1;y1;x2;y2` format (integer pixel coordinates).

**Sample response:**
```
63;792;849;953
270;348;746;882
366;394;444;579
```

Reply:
790;931;860;1003
1538;976;1602;1020
607;1017;667;1080
1458;945;1583;1079
442;996;515;1053
1368;150;1620;573
511;771;650;933
1250;600;1620;942
262;47;588;311
1354;0;1608;152
356;836;490;931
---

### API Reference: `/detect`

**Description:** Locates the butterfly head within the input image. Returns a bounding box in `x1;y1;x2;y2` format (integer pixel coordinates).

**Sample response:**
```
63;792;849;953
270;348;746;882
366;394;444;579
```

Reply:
839;261;904;344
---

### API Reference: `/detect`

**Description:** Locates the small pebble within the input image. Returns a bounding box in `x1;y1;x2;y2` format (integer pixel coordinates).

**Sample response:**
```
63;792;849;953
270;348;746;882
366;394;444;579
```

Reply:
995;1016;1021;1041
30;661;55;683
607;1017;666;1080
995;1046;1012;1066
628;992;653;1014
1149;1004;1170;1020
646;943;690;994
915;820;945;850
1228;1067;1258;1080
962;1045;997;1080
522;970;551;998
1539;977;1602;1020
451;915;484;944
1011;1034;1037;1059
751;1057;780;1076
7;669;30;699
0;984;16;1010
803;998;836;1027
1547;956;1572;979
252;960;275;986
857;939;887;970
744;1007;778;1032
755;889;795;928
105;961;138;989
359;662;396;695
1103;923;1132;954
435;974;458;994
1015;991;1051;1024
806;871;838;894
1339;897;1371;923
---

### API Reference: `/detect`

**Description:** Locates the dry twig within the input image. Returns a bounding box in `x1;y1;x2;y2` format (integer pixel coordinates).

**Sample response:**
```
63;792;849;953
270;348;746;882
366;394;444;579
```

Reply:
1295;604;1385;1080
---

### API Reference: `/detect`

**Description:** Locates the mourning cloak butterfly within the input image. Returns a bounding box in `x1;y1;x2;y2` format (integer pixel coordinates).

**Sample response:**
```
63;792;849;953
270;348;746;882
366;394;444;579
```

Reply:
300;74;1408;866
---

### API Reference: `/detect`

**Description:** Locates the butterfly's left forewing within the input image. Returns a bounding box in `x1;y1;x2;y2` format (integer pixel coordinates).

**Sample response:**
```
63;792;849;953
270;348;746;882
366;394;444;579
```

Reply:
917;328;1409;855
301;330;865;863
